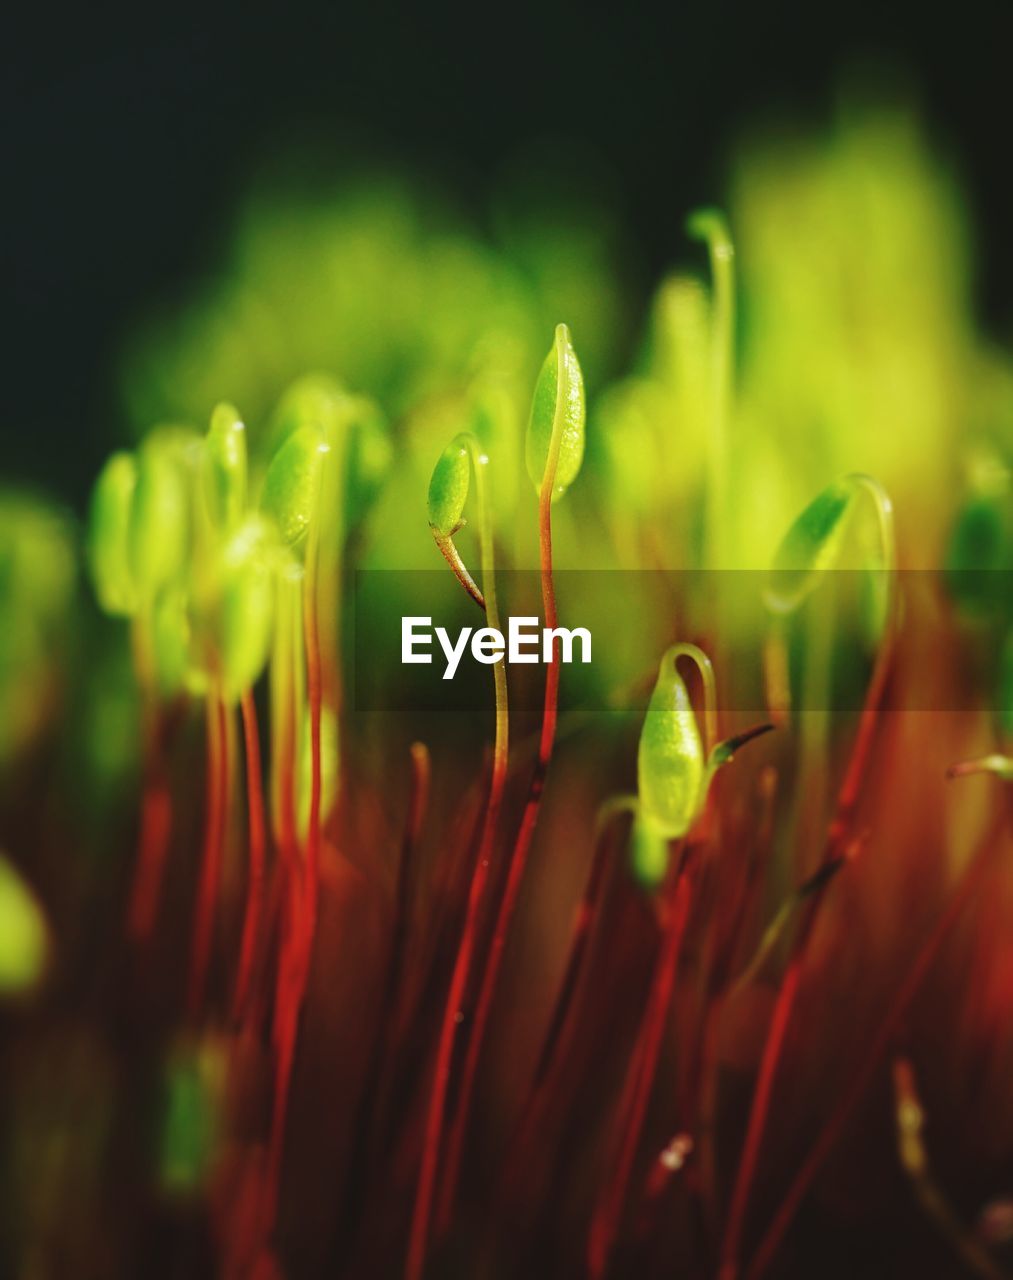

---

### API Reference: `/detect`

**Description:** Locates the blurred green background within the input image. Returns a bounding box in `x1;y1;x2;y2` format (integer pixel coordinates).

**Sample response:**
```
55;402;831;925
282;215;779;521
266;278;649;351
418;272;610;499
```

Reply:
5;3;1012;511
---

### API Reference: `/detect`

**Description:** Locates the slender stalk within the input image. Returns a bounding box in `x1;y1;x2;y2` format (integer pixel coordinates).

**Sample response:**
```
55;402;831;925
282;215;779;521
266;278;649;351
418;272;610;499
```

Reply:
271;572;301;870
374;742;432;1110
188;690;229;1018
264;567;309;1232
303;511;324;938
267;512;325;1225
719;481;897;1278
588;849;692;1278
433;531;486;610
233;688;267;1024
430;384;569;1239
337;743;433;1268
745;798;1011;1280
126;615;173;941
494;799;635;1226
127;695;173;941
406;440;509;1280
533;799;635;1091
891;1057;1004;1280
669;642;718;753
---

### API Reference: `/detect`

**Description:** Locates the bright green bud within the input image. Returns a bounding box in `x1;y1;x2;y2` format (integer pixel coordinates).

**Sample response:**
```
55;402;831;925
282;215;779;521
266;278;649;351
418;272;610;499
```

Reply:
427;435;471;537
203;402;247;531
151;586;195;698
261;423;329;547
764;479;854;614
130;439;191;598
88;452;139;616
219;518;275;703
0;852;48;995
637;651;705;839
525;323;585;501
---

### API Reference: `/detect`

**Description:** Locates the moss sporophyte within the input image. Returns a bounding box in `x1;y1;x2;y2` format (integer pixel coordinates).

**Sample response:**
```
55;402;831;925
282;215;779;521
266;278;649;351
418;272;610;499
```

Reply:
67;161;1013;1280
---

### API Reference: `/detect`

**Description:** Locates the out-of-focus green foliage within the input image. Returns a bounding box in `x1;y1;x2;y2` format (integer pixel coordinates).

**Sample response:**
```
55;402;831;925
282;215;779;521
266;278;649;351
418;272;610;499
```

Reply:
728;102;974;567
129;431;198;601
0;492;77;766
768;478;896;622
88;453;138;617
0;852;48;994
160;1037;226;1196
12;95;1013;838
119;169;631;442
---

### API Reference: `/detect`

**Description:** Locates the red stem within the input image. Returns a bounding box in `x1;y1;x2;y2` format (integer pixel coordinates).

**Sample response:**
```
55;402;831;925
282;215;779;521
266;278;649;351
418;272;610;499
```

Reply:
533;808;618;1090
233;689;267;1025
588;854;692;1278
404;722;509;1280
266;529;325;1237
188;694;229;1019
432;477;561;1236
745;799;1011;1280
127;698;173;941
303;531;323;942
718;606;896;1278
501;806;624;1199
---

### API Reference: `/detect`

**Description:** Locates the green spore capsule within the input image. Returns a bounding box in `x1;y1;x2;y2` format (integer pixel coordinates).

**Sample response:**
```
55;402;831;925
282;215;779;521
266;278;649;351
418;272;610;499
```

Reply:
219;518;275;703
129;439;192;600
0;852;48;995
427;435;471;537
261;423;329;547
525;323;586;501
203;402;247;532
637;651;705;839
88;452;139;617
764;479;854;615
151;586;196;698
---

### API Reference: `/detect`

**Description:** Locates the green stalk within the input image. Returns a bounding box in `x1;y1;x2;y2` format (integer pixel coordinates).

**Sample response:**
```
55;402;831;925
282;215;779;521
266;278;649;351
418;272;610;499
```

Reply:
720;477;897;1279
431;336;571;1241
407;436;508;1280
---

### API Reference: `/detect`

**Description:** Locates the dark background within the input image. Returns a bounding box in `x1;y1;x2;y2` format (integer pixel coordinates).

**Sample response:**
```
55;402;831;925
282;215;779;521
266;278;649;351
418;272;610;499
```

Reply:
5;2;1012;512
